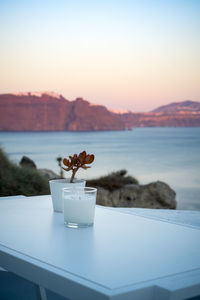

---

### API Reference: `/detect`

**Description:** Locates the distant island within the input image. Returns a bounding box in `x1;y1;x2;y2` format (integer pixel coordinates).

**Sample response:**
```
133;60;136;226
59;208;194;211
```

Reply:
0;92;200;131
119;100;200;128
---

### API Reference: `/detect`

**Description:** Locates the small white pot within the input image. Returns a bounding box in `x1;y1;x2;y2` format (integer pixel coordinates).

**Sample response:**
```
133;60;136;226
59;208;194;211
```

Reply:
49;179;86;212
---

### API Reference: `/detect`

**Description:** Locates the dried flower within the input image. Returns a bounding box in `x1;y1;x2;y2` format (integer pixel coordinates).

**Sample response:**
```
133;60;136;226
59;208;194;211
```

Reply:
62;151;95;183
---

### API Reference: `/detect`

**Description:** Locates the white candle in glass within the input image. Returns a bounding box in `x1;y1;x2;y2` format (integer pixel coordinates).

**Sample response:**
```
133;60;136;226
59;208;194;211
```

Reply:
63;187;97;228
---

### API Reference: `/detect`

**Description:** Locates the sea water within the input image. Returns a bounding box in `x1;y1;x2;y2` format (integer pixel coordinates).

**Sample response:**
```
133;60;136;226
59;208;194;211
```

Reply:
0;127;199;210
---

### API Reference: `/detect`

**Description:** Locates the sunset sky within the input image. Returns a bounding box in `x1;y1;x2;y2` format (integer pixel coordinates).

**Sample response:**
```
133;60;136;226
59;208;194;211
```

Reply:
0;0;199;111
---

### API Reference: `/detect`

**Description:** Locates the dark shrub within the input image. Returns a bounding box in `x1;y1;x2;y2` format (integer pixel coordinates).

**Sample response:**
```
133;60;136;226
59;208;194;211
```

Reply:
0;148;49;196
87;169;138;191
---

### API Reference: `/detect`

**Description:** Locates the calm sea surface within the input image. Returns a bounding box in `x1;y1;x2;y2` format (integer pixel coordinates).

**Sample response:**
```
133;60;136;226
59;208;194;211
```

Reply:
0;128;199;210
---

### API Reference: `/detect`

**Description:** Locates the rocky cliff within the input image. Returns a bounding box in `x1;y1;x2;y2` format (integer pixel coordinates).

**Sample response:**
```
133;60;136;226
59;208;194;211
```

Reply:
119;100;200;127
97;181;176;209
151;100;200;113
0;93;199;130
87;170;176;209
119;111;200;128
0;92;125;131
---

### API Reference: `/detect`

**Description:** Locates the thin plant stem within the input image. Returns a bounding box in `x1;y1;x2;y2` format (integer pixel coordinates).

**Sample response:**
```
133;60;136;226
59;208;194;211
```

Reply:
70;169;77;183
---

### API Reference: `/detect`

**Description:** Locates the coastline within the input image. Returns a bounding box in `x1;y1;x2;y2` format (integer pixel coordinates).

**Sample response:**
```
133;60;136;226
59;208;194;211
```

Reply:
0;128;199;210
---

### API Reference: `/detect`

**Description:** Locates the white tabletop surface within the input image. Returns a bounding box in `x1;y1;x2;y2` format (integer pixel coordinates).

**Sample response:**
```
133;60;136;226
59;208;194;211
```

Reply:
0;195;200;300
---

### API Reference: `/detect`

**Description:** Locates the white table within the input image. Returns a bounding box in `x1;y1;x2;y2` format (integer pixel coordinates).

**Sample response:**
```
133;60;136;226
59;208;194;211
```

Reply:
0;195;200;300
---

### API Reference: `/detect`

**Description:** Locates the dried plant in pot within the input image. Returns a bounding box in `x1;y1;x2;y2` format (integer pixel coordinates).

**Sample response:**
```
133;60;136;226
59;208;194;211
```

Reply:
49;151;95;212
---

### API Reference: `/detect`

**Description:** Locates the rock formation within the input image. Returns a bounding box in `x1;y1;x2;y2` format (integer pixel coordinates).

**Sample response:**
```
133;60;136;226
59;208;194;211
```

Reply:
0;93;199;130
119;100;200;128
96;181;176;209
151;100;200;113
0;93;125;131
20;156;37;168
18;157;177;209
119;111;200;128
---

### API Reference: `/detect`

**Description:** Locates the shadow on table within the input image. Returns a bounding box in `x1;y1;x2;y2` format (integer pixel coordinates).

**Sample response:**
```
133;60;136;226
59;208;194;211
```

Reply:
0;271;200;300
0;271;69;300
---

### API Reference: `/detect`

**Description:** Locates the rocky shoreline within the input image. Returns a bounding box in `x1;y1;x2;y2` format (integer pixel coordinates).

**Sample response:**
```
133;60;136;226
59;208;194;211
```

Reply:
29;159;177;210
96;182;176;209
